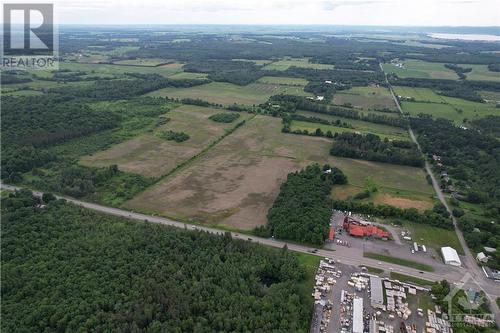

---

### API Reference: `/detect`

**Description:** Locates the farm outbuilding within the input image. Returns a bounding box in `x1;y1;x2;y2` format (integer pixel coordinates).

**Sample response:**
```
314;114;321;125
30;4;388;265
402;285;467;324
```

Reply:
441;246;461;266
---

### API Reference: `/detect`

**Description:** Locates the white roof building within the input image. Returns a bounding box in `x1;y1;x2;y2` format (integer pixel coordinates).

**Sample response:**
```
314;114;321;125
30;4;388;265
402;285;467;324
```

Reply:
441;247;461;266
353;297;364;333
477;252;488;263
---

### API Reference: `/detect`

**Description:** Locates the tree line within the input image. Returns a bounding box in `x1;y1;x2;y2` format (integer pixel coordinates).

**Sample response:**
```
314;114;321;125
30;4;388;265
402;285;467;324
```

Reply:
330;132;423;167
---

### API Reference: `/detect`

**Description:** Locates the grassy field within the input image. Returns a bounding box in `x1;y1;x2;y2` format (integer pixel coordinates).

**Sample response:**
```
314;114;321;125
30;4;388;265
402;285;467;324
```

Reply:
112;58;173;66
232;59;273;66
402;222;464;254
331;181;434;211
332;86;397;110
364;252;435;272
256;76;309;86
125;115;333;229
390;272;433;286
262;58;334;71
461;64;500;82
58;61;183;77
479;90;500;103
147;81;311;105
382;60;458;80
81;105;248;177
393;86;445;103
290;119;409;141
401;98;498;124
167;72;209;80
121;104;433;230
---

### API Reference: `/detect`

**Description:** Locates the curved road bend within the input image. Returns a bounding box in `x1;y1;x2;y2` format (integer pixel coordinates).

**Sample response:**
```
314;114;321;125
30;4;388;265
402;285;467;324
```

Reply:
382;65;500;324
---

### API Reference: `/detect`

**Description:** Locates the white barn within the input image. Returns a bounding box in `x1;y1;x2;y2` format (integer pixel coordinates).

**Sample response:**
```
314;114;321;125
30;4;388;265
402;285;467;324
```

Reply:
441;247;461;266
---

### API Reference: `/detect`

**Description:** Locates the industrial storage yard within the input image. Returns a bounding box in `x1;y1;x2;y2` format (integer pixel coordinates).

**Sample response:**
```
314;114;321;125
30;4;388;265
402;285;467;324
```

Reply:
310;260;454;333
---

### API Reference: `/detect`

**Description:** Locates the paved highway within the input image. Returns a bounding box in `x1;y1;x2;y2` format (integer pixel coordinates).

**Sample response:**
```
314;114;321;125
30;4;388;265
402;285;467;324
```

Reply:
382;66;500;325
0;183;476;285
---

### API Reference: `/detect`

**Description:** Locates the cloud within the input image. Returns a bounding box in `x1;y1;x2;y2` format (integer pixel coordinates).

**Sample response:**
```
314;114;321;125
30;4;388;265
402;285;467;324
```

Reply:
321;0;387;11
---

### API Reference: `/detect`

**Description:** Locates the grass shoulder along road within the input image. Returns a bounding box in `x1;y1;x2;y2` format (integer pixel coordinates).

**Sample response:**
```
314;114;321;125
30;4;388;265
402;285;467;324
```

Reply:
390;272;434;286
364;252;435;272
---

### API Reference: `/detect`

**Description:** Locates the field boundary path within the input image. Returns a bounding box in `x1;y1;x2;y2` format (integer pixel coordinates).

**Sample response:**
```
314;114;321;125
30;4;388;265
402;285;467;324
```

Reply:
381;63;500;325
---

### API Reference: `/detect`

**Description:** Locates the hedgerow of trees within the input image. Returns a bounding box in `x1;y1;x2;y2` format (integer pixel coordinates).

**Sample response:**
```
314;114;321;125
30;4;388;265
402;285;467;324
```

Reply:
330;132;423;167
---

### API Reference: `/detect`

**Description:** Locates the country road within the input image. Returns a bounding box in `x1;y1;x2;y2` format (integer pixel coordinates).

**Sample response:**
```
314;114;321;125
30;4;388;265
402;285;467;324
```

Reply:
0;183;474;286
383;65;500;325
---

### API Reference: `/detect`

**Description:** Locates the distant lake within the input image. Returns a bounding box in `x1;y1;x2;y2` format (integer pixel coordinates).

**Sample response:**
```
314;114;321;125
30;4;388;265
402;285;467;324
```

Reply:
429;33;500;42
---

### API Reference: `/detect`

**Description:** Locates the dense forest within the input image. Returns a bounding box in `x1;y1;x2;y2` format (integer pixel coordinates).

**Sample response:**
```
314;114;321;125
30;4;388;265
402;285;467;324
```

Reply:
470;115;500;137
1;190;314;333
330;132;423;167
259;164;347;245
49;74;209;100
411;117;500;204
411;117;500;269
1;95;118;178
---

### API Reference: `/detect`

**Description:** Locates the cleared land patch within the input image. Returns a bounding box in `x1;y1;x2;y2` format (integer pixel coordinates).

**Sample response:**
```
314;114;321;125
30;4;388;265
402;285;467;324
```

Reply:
461;64;500;82
125;116;333;229
167;72;209;80
262;58;334;71
290;117;409;141
332;86;397;110
58;62;182;77
126;115;434;229
147;81;311;105
112;58;172;66
401;97;498;124
382;60;458;80
256;76;309;86
393;86;445;103
80;105;245;177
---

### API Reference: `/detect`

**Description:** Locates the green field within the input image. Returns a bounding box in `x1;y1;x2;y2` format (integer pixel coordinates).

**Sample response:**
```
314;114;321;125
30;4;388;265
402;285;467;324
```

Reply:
479;90;500;103
332;86;397;110
364;252;435;272
393;86;446;103
112;58;172;66
382;60;458;80
402;222;464;254
58;61;183;77
232;59;273;66
147;81;311;105
167;71;209;80
81;105;247;177
401;98;498;124
262;58;334;71
125;115;333;229
290;118;409;141
461;64;500;82
256;76;309;86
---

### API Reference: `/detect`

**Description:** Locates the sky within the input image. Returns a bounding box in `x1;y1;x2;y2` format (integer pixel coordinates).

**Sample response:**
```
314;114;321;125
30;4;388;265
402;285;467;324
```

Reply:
6;0;500;26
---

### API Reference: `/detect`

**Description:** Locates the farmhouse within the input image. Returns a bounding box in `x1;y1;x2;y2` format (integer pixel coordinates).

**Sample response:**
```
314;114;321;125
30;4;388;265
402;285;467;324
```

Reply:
441;247;461;266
